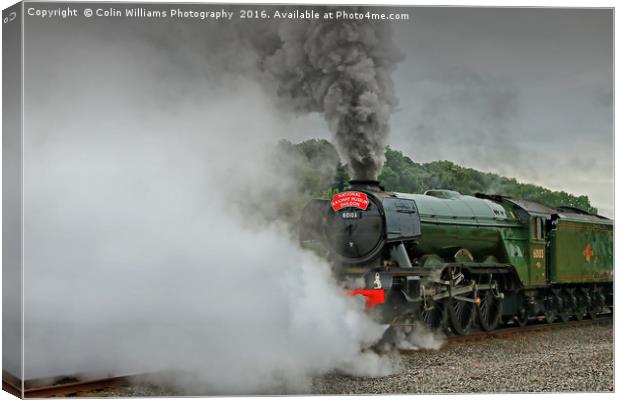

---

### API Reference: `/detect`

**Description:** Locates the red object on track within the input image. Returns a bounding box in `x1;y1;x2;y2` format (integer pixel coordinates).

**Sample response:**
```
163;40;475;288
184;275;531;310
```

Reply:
348;289;385;308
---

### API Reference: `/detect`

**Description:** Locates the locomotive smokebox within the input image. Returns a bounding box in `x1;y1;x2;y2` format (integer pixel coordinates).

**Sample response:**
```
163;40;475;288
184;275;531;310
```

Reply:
300;177;422;265
348;180;385;192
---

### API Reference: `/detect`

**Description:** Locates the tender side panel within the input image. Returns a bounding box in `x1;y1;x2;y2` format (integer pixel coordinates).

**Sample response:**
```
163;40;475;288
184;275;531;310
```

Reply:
549;220;613;283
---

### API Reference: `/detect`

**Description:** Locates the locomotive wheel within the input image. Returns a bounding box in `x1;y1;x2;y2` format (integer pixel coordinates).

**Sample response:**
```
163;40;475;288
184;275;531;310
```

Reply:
543;294;557;324
447;297;475;335
573;298;586;320
544;308;557;324
588;289;605;320
418;300;447;331
581;289;594;319
556;293;571;323
571;291;586;321
514;307;529;327
477;291;503;332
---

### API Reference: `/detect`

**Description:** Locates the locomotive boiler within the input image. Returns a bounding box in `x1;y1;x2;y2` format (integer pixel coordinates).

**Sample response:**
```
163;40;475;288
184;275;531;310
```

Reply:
300;180;613;336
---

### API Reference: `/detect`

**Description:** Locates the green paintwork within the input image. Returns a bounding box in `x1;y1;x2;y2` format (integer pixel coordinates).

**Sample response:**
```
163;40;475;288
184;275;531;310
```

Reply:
529;240;547;285
399;193;535;286
396;193;520;260
398;192;509;221
549;219;613;283
497;225;532;286
414;222;502;259
399;192;613;288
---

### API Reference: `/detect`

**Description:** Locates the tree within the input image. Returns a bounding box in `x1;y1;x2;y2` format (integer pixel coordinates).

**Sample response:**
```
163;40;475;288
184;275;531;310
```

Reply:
271;140;598;225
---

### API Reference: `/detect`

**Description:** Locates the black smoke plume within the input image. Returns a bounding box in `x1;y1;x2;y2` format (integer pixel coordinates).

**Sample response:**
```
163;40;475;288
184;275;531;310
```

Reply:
262;10;403;180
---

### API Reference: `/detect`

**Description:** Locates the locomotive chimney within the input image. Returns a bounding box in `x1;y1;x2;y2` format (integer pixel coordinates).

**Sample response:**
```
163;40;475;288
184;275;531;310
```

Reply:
348;180;385;192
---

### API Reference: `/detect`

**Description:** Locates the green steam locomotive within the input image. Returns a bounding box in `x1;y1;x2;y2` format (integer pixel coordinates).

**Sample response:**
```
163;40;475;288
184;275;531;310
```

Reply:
300;180;613;336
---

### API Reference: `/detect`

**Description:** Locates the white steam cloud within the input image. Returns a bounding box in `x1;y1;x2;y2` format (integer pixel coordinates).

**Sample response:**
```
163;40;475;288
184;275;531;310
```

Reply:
22;15;399;394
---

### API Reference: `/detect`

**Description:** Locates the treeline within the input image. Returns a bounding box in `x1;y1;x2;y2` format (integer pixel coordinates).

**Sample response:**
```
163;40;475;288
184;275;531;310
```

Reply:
275;139;597;215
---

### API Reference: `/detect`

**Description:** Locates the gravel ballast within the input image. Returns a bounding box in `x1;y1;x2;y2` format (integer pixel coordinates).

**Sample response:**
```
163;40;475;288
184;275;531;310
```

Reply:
88;320;613;396
313;320;613;394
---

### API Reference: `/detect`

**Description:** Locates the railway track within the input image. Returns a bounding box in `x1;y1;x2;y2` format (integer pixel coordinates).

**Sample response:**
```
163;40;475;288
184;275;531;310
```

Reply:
4;315;612;397
24;375;136;398
2;372;157;398
443;313;612;345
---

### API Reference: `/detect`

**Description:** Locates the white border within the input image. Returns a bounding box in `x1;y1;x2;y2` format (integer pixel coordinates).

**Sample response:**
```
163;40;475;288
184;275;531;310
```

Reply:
0;2;616;400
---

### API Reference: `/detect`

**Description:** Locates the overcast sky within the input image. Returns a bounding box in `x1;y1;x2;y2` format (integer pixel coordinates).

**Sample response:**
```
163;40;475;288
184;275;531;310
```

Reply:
24;5;613;215
390;7;613;216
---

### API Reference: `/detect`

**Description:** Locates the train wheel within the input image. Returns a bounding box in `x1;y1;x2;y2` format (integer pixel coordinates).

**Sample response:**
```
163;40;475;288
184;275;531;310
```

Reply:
588;307;598;320
581;288;594;319
588;289;604;319
543;294;557;324
544;309;557;323
447;297;475;335
572;291;586;321
557;293;571;323
514;307;529;327
419;300;446;331
477;291;503;332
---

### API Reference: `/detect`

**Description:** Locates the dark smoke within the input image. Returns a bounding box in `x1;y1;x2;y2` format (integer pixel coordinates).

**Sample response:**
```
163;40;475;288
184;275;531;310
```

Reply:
262;10;403;180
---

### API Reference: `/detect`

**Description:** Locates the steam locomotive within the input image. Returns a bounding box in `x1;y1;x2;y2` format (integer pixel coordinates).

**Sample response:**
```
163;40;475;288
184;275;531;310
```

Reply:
300;180;613;336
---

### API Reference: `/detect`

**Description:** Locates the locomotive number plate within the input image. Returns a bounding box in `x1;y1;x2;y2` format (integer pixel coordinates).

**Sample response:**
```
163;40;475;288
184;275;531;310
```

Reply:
341;212;361;219
533;248;545;259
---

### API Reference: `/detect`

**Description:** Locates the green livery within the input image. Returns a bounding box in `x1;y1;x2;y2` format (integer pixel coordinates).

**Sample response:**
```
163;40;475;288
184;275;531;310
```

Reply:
396;191;613;289
301;181;613;336
549;217;613;283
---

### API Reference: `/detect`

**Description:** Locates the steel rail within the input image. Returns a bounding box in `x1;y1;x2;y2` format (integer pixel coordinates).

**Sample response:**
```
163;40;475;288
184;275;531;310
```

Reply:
445;314;612;345
23;375;135;398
